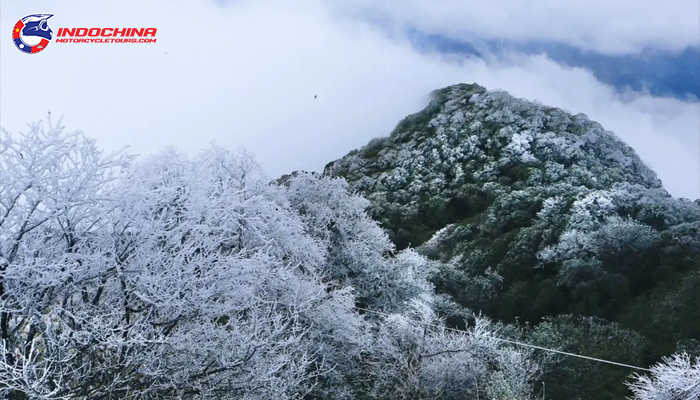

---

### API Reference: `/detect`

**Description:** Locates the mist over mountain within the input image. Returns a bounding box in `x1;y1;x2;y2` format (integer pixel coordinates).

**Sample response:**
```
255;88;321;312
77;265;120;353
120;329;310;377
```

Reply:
407;33;700;101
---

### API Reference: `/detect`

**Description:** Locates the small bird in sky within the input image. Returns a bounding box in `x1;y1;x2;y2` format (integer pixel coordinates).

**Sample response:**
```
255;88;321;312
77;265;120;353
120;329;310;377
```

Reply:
314;95;317;99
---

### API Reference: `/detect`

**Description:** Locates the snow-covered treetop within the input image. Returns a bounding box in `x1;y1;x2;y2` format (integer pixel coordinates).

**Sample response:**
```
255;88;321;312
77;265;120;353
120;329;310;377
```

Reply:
327;83;662;196
323;83;684;251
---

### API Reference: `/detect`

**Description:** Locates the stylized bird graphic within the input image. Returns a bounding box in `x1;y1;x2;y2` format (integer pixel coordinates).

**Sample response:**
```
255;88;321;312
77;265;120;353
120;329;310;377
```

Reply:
21;14;54;41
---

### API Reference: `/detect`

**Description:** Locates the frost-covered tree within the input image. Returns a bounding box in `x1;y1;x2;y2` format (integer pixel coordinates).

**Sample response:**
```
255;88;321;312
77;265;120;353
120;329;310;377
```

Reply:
0;120;362;399
626;352;700;400
1;118;545;400
279;171;443;399
280;171;436;313
365;298;540;400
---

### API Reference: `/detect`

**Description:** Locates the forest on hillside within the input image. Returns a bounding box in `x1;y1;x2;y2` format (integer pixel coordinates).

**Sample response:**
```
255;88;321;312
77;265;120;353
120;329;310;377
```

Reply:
0;96;698;399
326;84;700;400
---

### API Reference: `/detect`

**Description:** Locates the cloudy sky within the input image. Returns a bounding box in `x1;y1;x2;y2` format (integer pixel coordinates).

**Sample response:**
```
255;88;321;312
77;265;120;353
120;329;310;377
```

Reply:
2;0;699;199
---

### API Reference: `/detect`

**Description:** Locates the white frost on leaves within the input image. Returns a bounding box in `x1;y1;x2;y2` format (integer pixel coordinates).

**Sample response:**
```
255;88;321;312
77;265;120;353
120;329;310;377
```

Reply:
1;121;544;399
368;299;540;400
504;130;538;163
568;190;618;230
423;224;456;249
537;195;567;222
429;112;450;128
626;352;700;400
539;190;662;264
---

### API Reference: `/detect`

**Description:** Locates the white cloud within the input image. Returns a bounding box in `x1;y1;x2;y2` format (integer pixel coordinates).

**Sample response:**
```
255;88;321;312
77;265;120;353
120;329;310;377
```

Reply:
1;0;698;199
332;0;700;55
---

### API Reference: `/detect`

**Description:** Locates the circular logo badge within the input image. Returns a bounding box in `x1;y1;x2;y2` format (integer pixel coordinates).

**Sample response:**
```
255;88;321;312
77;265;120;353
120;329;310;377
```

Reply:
13;14;54;54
